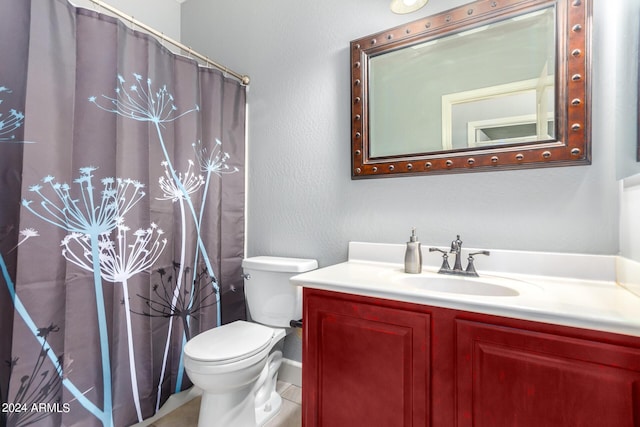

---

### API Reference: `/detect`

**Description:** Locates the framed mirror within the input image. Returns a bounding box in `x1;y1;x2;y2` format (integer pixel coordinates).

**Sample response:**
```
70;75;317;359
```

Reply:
351;0;591;178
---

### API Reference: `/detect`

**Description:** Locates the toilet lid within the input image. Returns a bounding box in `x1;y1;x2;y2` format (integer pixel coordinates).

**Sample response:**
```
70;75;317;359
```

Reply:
184;321;275;363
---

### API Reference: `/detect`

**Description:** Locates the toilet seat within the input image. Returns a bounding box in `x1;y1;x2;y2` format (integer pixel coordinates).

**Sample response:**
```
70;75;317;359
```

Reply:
184;321;275;365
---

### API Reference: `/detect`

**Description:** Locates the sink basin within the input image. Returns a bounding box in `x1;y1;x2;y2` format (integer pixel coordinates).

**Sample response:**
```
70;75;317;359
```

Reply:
394;275;523;297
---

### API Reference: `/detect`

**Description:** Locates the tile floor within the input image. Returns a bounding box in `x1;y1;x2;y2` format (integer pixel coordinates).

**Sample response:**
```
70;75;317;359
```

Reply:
146;382;301;427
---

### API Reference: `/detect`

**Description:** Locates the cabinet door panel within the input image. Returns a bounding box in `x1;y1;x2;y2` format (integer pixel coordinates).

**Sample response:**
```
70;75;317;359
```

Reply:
456;319;640;427
303;289;431;427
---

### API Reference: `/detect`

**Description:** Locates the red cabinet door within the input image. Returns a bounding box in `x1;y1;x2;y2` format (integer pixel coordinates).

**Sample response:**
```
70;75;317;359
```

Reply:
303;289;432;427
456;319;640;427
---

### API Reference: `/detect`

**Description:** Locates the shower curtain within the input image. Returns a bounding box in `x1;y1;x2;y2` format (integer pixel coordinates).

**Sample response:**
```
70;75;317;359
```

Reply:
0;1;246;426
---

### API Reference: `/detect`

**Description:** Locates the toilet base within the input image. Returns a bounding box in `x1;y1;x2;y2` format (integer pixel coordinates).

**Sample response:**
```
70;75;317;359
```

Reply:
194;369;284;427
198;385;257;427
255;390;282;427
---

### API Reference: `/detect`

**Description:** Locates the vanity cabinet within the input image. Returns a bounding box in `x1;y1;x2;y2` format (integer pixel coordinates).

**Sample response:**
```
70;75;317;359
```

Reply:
302;288;640;427
456;320;640;426
302;288;433;427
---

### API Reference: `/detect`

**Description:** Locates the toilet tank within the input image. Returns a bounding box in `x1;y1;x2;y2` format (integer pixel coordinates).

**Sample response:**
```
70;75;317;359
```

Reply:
242;256;317;327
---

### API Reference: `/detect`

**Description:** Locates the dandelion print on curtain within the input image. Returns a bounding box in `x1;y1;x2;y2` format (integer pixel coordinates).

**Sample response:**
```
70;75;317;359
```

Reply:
0;1;246;426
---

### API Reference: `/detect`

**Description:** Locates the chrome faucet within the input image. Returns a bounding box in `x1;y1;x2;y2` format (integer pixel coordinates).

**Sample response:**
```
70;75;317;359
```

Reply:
429;235;490;277
450;235;464;272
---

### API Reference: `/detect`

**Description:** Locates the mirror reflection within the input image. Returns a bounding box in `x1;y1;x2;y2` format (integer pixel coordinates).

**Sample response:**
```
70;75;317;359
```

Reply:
369;7;556;157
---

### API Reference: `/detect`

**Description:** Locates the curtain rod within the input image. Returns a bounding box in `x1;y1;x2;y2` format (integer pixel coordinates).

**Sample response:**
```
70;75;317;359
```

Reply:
86;0;250;86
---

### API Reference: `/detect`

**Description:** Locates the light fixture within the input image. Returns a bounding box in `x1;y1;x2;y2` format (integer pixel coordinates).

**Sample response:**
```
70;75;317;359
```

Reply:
390;0;428;14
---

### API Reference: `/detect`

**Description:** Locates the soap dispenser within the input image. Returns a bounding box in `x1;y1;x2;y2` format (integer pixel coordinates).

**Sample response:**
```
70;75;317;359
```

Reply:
404;227;422;274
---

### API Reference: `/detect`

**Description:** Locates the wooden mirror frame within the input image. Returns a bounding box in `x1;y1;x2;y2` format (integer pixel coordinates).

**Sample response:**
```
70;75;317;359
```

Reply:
350;0;591;178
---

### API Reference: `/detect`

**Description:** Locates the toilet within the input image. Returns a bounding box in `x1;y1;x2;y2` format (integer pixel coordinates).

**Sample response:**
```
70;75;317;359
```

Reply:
184;256;317;427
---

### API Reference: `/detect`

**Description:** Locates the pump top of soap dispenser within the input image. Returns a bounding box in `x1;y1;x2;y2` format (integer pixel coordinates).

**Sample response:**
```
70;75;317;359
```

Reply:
409;227;418;242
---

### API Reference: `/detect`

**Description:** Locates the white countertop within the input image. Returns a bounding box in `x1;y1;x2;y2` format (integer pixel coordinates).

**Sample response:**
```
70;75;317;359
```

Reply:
291;242;640;338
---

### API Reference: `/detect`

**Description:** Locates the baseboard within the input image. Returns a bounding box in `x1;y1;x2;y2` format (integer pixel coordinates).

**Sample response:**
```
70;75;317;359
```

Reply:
278;358;302;388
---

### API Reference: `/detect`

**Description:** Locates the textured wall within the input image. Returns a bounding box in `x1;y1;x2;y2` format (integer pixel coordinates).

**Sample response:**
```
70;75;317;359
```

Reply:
70;0;181;42
181;0;629;270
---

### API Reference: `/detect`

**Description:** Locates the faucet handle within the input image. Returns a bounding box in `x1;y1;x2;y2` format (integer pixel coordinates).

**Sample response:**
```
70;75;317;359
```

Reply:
429;247;451;272
465;251;490;276
469;250;490;257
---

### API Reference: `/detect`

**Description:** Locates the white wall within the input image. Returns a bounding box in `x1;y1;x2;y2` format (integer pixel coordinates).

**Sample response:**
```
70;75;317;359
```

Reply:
613;1;640;181
619;176;640;297
70;0;181;42
181;0;630;269
621;174;640;262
